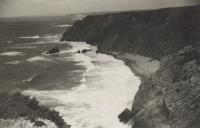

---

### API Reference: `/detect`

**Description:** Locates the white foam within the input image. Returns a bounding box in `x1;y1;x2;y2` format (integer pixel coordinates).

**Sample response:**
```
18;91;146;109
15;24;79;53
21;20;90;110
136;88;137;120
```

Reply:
67;42;92;53
27;56;51;62
19;35;40;39
5;61;22;65
8;41;13;44
16;40;67;46
22;74;37;83
0;118;57;128
40;35;59;39
57;24;72;28
0;51;24;56
23;42;141;128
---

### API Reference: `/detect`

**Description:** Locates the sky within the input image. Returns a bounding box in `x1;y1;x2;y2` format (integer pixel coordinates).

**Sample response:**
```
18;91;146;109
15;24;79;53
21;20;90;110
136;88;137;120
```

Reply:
0;0;200;17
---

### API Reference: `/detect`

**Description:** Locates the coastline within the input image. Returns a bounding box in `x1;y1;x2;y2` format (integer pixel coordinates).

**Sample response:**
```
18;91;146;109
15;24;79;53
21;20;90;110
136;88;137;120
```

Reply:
60;4;200;128
0;92;70;128
106;51;160;79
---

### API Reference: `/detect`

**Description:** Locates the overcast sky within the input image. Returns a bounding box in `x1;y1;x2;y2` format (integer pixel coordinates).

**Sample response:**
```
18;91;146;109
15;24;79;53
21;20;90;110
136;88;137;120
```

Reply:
0;0;200;17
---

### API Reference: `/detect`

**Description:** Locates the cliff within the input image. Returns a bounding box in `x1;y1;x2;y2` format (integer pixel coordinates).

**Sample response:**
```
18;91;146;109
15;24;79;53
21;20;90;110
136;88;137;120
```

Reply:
61;5;200;128
127;46;200;128
61;5;200;59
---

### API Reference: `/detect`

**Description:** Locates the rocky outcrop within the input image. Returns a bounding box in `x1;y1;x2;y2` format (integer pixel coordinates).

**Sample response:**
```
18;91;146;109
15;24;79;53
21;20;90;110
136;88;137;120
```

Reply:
0;93;70;128
47;47;60;54
61;5;200;59
82;49;92;53
118;108;135;124
126;46;200;128
74;49;92;54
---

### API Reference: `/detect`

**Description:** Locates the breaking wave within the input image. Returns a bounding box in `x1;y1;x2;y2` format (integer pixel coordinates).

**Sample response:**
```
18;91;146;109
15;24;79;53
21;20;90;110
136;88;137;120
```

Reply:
5;61;22;65
22;74;37;83
0;51;25;56
22;42;141;128
19;35;40;39
57;24;72;28
27;56;51;62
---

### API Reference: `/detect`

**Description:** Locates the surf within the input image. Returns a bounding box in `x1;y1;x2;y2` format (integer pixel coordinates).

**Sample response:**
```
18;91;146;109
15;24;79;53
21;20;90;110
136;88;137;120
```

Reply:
22;41;141;128
19;35;40;39
0;51;25;56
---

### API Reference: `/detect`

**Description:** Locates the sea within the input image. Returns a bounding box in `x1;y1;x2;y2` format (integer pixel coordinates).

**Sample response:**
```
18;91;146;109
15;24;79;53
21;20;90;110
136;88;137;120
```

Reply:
0;15;140;128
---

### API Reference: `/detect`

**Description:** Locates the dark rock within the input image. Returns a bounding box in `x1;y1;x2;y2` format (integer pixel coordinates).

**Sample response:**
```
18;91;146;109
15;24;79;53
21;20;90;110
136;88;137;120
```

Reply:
82;49;92;53
77;50;81;53
61;5;200;60
27;97;39;110
74;49;92;54
130;47;200;128
34;121;46;127
0;93;70;128
47;47;60;54
118;108;135;124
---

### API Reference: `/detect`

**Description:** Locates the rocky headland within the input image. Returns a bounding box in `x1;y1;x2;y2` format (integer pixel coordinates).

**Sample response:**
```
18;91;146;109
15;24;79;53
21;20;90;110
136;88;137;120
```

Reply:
0;92;70;128
124;46;200;128
61;5;200;59
61;5;200;128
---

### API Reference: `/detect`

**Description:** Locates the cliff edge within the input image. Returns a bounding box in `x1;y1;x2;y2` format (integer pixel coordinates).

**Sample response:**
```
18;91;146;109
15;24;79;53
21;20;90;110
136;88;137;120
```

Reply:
126;46;200;128
62;5;200;59
62;5;200;128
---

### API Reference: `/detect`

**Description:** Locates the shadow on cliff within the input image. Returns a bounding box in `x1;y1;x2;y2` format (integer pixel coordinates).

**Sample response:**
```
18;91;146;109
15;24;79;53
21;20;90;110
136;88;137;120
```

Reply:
62;5;200;60
119;46;200;128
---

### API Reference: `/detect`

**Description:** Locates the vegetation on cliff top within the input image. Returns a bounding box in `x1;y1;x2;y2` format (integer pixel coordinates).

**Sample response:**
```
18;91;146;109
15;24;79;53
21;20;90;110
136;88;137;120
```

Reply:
0;93;70;128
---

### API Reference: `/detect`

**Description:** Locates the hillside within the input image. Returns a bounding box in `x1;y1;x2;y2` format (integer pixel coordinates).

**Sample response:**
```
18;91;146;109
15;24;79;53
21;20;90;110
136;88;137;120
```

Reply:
62;5;200;59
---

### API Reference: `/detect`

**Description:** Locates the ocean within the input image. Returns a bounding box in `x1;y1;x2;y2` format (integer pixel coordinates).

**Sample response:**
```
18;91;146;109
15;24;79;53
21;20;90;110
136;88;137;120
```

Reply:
0;16;140;128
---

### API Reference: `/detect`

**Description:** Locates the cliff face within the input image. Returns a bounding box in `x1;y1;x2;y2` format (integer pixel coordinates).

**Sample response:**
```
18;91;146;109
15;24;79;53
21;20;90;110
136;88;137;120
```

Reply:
62;5;200;59
130;46;200;128
62;5;200;128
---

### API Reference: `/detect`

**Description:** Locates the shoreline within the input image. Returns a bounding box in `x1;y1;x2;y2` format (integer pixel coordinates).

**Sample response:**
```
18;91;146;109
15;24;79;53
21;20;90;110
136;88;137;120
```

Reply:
63;41;141;127
66;41;160;126
0;40;159;128
60;4;200;128
104;51;160;79
95;48;161;125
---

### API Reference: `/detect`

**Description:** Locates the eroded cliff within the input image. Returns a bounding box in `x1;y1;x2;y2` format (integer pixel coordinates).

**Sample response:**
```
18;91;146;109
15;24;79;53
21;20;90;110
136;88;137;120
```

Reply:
128;46;200;128
62;5;200;128
62;5;200;59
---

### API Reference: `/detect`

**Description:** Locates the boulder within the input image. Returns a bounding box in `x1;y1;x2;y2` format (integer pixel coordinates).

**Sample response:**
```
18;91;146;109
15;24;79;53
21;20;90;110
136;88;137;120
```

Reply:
118;108;135;124
47;47;60;54
82;49;92;53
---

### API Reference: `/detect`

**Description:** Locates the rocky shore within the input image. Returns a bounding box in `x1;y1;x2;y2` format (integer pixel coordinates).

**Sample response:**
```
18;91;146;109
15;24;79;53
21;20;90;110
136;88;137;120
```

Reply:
0;92;70;128
107;51;159;78
61;5;200;128
127;46;200;128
